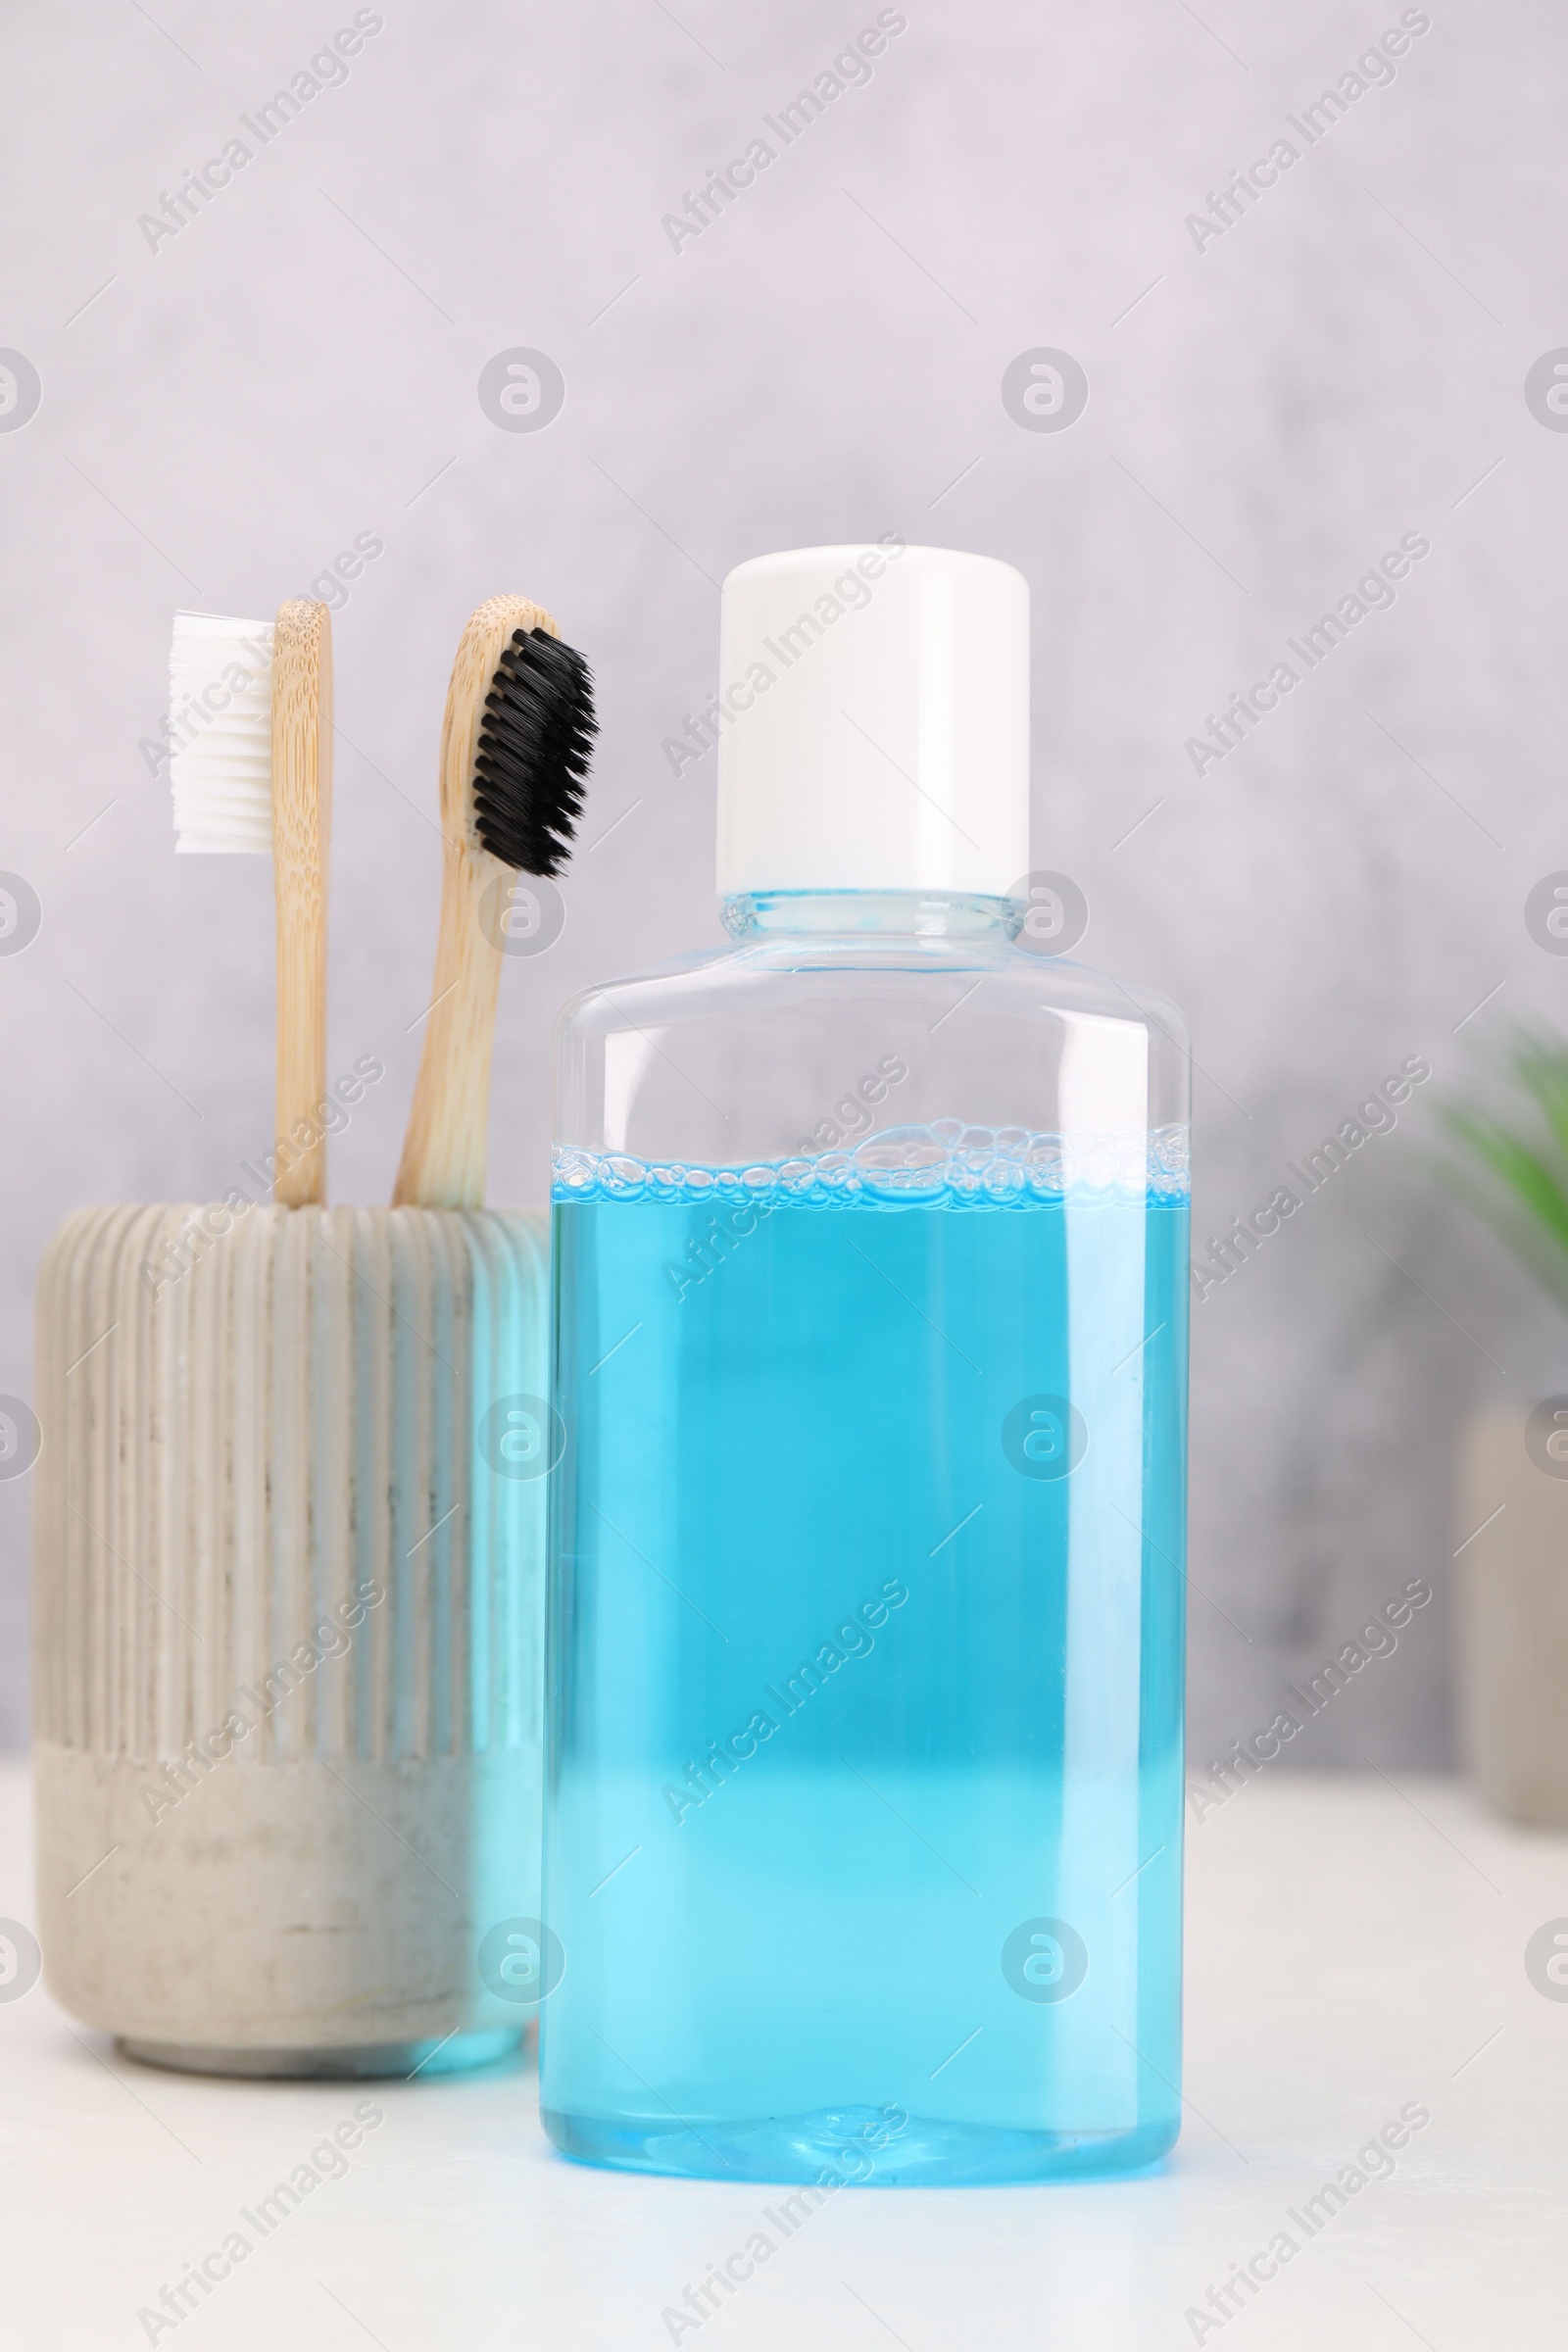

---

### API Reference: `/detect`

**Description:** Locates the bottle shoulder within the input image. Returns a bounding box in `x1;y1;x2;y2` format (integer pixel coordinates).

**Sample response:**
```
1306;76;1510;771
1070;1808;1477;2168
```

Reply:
553;935;1189;1163
557;939;1186;1047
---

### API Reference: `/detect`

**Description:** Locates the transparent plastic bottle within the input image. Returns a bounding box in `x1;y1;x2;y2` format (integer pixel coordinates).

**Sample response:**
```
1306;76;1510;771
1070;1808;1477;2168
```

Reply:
540;547;1189;2186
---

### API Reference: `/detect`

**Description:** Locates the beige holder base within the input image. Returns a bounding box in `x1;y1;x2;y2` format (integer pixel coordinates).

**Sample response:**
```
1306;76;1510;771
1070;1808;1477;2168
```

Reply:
1458;1407;1568;1828
33;1202;550;2069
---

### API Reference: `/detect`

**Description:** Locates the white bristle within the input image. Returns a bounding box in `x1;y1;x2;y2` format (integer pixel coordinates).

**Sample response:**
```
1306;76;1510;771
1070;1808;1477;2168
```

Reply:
170;612;275;854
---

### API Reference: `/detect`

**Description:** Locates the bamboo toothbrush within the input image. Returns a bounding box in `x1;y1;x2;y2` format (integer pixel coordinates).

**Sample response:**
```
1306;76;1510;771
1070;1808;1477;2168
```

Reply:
171;601;333;1204
392;597;596;1210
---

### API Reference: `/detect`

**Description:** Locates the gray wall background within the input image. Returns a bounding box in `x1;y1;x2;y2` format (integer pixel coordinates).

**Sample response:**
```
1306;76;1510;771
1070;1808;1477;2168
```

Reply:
2;0;1563;1757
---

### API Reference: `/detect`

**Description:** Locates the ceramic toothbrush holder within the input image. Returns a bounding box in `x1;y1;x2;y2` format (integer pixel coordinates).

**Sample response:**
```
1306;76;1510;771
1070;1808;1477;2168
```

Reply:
32;1200;554;2076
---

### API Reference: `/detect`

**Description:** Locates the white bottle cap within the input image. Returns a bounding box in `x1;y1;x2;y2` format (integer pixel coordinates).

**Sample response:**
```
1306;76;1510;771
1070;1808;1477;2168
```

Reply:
715;542;1030;899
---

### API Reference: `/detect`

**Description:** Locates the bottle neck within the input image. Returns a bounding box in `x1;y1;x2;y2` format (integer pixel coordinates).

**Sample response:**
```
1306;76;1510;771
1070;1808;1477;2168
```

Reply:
720;889;1020;942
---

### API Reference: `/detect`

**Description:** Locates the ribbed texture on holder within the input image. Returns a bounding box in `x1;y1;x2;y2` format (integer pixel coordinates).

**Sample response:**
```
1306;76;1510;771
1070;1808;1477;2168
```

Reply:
33;1204;547;1770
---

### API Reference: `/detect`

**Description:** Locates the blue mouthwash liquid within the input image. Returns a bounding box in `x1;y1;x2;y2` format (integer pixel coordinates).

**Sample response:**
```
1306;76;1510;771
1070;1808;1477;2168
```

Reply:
540;1131;1188;2185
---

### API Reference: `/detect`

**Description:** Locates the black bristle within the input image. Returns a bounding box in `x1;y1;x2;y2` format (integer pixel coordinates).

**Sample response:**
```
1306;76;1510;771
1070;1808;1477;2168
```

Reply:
472;627;598;876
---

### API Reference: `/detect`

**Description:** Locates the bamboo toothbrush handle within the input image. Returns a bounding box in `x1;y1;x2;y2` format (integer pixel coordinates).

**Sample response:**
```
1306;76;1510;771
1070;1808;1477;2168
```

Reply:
270;601;332;1209
393;595;555;1211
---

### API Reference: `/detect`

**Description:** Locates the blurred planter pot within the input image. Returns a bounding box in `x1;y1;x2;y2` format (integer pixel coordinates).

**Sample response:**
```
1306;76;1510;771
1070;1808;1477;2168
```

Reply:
1458;1405;1568;1828
32;1202;552;2077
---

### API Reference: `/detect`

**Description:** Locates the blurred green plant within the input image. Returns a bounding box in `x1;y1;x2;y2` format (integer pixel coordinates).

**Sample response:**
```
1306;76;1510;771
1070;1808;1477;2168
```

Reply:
1434;1026;1568;1313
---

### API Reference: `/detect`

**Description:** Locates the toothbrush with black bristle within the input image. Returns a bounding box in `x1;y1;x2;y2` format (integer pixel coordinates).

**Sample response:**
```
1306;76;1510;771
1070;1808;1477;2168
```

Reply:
393;598;597;1209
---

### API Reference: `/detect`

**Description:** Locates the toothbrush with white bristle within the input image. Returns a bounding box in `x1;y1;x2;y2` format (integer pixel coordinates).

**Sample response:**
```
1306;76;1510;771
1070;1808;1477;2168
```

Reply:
169;602;333;1207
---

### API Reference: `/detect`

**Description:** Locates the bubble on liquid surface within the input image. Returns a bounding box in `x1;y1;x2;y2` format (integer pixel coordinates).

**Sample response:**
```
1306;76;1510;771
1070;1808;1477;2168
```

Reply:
552;1124;1189;1207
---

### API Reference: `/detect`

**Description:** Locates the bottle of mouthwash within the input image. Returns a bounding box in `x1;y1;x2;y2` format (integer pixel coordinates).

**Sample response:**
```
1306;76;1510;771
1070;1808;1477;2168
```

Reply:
540;544;1189;2185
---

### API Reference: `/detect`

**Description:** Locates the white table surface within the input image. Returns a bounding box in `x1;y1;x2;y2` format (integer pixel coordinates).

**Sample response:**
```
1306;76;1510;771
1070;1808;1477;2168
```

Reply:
2;1759;1564;2350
